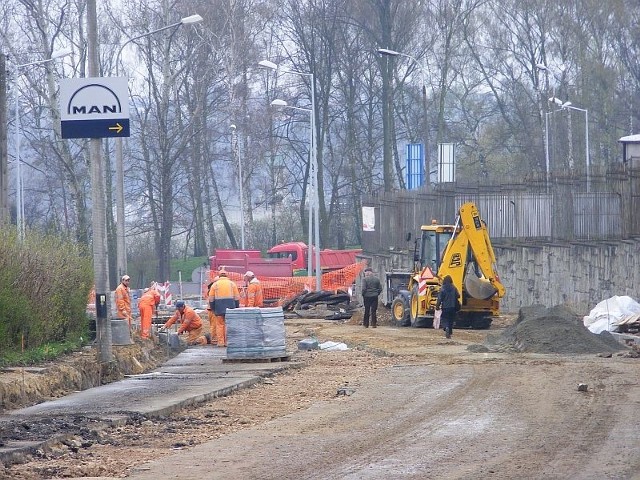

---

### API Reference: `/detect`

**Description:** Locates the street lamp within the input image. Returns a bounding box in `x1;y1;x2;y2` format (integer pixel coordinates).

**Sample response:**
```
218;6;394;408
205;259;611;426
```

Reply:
230;124;245;249
271;99;314;280
260;59;321;291
13;47;72;242
377;48;429;186
114;13;203;278
548;97;590;192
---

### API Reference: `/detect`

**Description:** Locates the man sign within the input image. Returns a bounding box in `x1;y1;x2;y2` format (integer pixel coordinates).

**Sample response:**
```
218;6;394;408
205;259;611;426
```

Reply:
60;77;130;139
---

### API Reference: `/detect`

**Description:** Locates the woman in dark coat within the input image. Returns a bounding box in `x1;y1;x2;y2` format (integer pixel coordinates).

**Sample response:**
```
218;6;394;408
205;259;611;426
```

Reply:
435;275;460;339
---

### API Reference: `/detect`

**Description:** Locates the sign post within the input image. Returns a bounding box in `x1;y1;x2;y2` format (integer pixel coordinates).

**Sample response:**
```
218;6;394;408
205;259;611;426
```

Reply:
60;77;130;139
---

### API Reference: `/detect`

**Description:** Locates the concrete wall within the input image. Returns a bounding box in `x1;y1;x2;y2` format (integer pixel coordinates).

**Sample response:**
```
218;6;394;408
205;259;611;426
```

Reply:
360;237;640;315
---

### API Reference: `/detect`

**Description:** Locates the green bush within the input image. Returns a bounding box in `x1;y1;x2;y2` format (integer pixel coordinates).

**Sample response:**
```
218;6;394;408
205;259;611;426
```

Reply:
0;227;93;360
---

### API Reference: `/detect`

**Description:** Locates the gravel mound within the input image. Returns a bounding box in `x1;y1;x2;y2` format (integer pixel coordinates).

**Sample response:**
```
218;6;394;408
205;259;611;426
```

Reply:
485;304;626;354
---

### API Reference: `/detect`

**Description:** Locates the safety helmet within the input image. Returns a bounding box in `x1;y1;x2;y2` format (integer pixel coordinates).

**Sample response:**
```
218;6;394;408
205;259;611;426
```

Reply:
122;275;130;281
175;300;186;309
244;270;254;277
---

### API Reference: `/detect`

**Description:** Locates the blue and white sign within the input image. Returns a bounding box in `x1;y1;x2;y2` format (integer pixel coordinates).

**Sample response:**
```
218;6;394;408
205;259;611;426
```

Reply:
406;143;424;190
60;77;130;139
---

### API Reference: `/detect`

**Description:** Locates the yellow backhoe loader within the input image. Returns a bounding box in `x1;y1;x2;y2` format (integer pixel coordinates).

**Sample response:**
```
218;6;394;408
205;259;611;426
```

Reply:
389;202;505;329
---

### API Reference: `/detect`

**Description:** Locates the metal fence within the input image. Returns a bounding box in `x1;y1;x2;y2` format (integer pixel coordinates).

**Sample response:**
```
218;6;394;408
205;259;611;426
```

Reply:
362;167;640;253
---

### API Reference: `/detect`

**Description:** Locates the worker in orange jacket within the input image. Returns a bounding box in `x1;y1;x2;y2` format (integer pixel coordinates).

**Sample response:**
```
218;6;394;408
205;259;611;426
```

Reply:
138;287;160;339
161;300;204;345
115;275;133;328
243;271;264;307
208;267;240;347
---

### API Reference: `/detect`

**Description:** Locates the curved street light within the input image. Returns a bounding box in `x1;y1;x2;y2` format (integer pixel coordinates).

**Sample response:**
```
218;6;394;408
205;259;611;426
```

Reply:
547;97;590;192
113;14;203;278
271;98;314;280
13;47;72;242
261;60;321;291
377;48;429;186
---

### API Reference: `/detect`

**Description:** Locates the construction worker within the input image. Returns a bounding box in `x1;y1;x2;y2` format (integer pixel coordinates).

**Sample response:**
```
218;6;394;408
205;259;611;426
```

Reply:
208;267;240;347
137;287;160;339
243;271;264;307
161;300;204;345
115;275;133;328
206;277;219;344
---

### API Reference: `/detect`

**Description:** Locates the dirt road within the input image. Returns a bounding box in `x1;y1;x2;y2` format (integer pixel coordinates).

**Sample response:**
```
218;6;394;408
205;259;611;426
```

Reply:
4;316;640;479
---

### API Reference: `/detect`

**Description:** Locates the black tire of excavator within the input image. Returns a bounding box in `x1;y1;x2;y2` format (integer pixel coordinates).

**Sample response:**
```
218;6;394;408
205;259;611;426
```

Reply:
471;317;492;329
391;297;410;327
410;286;421;327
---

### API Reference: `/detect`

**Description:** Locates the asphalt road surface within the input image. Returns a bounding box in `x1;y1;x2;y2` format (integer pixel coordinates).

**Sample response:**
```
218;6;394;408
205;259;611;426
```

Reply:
3;316;640;479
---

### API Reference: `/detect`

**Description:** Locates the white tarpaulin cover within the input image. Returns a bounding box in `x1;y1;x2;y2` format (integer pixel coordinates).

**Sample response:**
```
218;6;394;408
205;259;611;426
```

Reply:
583;296;640;334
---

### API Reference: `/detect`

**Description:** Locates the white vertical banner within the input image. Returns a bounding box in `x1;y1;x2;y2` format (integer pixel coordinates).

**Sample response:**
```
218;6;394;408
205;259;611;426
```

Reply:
362;206;376;232
438;143;456;183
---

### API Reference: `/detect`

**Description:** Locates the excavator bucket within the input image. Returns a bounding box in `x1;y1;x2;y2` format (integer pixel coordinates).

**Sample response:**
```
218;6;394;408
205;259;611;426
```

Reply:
464;263;498;300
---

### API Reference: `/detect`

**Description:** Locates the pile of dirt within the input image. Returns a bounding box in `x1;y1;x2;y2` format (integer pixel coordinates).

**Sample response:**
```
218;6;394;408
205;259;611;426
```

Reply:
485;304;626;354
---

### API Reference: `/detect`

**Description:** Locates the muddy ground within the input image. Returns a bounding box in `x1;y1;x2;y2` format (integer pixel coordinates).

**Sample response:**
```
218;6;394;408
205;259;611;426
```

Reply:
1;306;639;479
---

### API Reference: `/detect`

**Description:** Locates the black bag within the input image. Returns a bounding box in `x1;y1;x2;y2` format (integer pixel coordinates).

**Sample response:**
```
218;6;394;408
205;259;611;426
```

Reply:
455;298;462;311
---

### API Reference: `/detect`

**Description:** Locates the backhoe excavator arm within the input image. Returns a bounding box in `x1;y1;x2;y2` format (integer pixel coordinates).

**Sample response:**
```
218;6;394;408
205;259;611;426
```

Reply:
439;202;505;299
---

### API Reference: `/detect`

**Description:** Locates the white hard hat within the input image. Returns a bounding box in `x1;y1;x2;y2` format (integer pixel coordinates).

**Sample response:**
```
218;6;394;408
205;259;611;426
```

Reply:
245;270;254;277
122;275;130;281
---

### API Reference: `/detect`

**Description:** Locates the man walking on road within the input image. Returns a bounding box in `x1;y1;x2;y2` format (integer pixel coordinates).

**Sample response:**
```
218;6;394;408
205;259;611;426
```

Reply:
362;267;383;328
436;275;460;339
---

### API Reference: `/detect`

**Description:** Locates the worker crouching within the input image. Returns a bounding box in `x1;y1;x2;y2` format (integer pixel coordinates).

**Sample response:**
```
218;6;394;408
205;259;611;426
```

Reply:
161;300;204;345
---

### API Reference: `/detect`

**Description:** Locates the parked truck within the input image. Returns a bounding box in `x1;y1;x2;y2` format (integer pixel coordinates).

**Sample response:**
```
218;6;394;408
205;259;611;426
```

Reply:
387;202;505;329
209;249;293;277
267;242;362;275
210;242;361;278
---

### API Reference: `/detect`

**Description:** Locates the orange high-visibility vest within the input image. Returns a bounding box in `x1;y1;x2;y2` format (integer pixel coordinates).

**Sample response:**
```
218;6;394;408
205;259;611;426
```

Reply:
208;276;240;316
245;279;264;307
164;305;203;334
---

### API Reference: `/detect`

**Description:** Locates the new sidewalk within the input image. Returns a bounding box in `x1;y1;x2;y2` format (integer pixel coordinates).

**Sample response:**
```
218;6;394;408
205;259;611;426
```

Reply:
0;346;297;464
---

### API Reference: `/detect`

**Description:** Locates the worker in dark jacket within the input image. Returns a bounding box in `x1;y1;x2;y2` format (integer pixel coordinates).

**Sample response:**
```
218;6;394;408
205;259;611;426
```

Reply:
435;275;460;339
362;267;383;328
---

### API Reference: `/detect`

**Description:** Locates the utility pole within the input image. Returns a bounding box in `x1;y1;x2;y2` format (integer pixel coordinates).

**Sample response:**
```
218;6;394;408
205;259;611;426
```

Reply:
87;0;112;362
0;53;8;224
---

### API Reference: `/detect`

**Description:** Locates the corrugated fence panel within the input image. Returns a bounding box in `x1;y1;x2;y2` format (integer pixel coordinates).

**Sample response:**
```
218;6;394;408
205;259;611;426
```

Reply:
363;181;631;252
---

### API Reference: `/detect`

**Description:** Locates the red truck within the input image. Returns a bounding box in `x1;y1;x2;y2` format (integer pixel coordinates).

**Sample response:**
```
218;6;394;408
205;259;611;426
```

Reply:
267;242;362;274
209;249;293;277
209;243;362;278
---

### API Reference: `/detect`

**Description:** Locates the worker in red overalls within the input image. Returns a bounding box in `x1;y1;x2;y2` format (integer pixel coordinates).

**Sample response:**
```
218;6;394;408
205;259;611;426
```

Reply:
243;270;264;307
115;275;133;329
137;287;160;339
161;300;204;345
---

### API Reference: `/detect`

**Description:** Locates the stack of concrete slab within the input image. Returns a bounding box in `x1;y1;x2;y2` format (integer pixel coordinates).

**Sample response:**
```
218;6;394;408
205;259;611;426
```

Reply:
226;307;286;358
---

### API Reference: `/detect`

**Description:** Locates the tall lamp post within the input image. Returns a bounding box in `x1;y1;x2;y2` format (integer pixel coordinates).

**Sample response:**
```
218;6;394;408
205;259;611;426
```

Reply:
377;48;429;186
270;99;314;281
13;47;72;242
230;124;245;249
549;97;590;192
114;13;203;278
259;59;321;291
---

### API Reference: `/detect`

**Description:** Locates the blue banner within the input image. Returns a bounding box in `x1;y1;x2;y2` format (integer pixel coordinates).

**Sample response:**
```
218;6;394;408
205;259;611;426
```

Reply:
407;143;424;189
